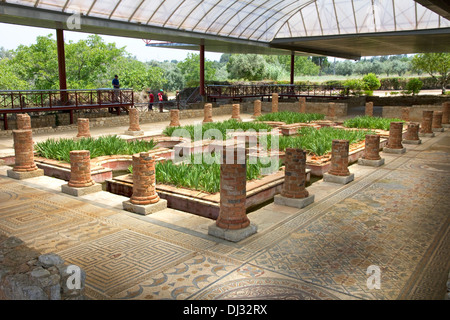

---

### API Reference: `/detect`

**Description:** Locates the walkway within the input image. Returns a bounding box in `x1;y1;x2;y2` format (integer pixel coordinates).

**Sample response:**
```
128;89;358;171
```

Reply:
0;117;449;300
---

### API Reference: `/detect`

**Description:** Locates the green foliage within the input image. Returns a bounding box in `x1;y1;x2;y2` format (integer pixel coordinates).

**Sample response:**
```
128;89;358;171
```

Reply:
162;119;273;141
275;127;372;156
411;53;450;94
34;135;156;163
146;154;281;194
256;111;325;124
362;73;381;91
406;78;423;95
226;54;268;81
344;79;366;95
177;53;216;87
343;116;403;131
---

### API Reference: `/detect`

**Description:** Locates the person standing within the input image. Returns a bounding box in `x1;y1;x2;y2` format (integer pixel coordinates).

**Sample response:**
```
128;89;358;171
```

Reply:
148;91;154;111
158;89;164;113
112;75;120;102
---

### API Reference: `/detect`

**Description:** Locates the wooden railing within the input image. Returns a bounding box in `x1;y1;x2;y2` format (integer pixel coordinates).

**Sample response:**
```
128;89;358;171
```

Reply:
0;89;134;130
206;84;348;101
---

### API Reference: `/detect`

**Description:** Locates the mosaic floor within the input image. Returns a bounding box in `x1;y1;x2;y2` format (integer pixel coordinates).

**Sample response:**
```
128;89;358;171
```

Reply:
0;131;449;300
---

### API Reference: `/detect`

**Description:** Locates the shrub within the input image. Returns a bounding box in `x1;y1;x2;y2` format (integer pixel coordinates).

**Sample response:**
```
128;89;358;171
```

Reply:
406;78;423;95
362;73;381;91
343;79;366;96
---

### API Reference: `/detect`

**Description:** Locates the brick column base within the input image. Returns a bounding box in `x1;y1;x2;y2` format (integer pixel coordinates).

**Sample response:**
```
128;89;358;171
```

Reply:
7;129;43;180
384;122;406;154
274;148;314;208
365;102;373;117
419;111;435;137
202;103;213;123
432;111;444;132
271;93;278;113
323;140;354;184
169;109;181;127
61;150;102;196
76;118;91;139
442;102;450;127
252;100;262;118
231;104;242;121
124;108;144;136
299;97;306;113
123;152;167;215
358;134;385;167
403;123;422;145
208;148;257;242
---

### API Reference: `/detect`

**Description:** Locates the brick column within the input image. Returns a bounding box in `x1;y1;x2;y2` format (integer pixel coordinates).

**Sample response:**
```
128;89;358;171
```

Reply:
363;135;381;160
128;108;141;131
7;129;44;180
76;118;91;138
432;110;443;132
169;109;181;127
216;148;248;229
420;111;433;135
271;93;278;113
328;140;350;176
365;102;373;117
68;150;95;188
16;114;31;130
130;152;160;205
253;100;262;118
208;147;257;242
282;148;309;198
231;104;242;121
403;122;421;145
299;97;306;113
358;134;385;167
275;148;314;208
324;140;354;184
202;103;213;123
442;102;450;125
12;130;37;172
387;122;404;149
401;107;410;122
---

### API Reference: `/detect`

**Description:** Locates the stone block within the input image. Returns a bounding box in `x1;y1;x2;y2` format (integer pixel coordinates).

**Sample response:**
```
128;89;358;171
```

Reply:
123;130;144;136
61;183;102;197
383;147;406;154
402;139;422;145
122;199;167;215
419;132;435;137
358;158;385;167
274;194;315;209
323;172;355;185
208;223;257;242
7;168;44;180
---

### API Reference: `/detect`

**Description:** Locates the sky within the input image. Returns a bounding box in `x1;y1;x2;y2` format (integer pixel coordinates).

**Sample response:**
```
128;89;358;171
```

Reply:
0;22;224;62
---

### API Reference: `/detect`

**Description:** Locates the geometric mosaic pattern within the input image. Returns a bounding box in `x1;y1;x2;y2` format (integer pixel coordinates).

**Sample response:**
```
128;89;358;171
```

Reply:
58;230;193;296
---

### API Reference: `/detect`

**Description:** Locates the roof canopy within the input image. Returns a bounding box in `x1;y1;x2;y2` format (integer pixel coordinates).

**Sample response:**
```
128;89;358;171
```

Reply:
1;0;449;59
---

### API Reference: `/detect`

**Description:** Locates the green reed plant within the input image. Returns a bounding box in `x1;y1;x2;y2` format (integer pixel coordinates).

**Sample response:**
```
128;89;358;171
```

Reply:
128;154;281;194
256;111;325;124
260;127;374;156
162;119;273;141
34;135;156;163
343;116;403;131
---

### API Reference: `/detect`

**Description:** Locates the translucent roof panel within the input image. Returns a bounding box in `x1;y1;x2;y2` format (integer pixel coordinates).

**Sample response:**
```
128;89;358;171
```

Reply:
3;0;450;42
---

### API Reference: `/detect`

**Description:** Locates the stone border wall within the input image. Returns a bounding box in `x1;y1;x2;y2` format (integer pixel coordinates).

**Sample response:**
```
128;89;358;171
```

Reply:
382;104;445;121
240;101;348;118
0;235;85;300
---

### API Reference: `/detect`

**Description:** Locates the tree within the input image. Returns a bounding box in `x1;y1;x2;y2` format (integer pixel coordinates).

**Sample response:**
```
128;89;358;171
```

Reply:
226;54;267;81
277;55;320;76
177;53;216;87
411;53;450;94
311;57;329;76
335;60;354;76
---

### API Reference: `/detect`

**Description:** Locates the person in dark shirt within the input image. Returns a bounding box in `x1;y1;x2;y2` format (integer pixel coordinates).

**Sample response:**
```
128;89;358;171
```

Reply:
112;75;120;102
